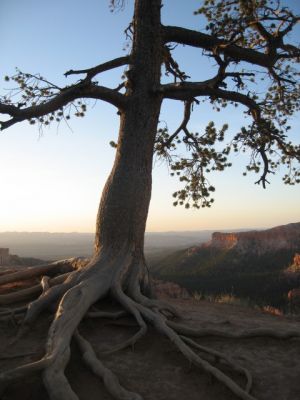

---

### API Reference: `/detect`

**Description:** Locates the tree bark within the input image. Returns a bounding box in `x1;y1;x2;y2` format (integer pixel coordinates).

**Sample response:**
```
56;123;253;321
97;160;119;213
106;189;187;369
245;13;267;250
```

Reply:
94;0;163;261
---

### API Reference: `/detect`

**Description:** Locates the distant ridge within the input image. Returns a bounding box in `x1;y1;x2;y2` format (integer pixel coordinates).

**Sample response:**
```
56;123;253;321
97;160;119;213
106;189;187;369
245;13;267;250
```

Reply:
205;222;300;254
152;222;300;308
0;229;249;260
0;224;297;260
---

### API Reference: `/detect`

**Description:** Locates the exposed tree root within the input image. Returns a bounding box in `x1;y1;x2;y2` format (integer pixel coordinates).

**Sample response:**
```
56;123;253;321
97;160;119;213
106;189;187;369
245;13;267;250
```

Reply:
101;282;147;354
0;257;85;287
0;272;71;305
75;330;143;400
132;298;258;400
1;254;300;400
167;320;300;339
181;336;253;393
131;285;181;318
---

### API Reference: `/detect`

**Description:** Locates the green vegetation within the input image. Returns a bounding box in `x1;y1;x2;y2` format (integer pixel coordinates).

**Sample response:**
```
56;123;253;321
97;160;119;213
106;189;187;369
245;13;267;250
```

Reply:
150;247;296;310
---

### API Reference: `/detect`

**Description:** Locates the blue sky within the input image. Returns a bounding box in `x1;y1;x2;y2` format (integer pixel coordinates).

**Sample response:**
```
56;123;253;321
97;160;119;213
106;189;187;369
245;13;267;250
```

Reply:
0;0;299;232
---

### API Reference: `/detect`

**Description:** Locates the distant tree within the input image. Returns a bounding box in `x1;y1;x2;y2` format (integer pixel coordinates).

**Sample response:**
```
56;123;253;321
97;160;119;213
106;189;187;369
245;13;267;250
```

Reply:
0;1;300;399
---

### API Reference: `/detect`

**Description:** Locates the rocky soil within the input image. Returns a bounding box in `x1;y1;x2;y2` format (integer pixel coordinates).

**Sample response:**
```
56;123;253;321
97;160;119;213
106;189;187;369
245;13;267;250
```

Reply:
1;295;300;400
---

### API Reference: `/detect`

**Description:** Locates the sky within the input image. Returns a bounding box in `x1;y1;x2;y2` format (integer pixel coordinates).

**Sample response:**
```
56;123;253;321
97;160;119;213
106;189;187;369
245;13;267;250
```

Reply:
0;0;299;233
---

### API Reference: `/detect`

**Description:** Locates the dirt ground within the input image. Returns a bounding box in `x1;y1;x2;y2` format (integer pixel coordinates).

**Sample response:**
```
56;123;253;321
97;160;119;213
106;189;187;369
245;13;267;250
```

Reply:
1;297;300;400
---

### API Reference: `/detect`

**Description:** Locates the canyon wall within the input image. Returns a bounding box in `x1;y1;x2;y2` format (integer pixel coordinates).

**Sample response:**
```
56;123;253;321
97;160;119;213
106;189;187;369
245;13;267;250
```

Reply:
206;223;300;254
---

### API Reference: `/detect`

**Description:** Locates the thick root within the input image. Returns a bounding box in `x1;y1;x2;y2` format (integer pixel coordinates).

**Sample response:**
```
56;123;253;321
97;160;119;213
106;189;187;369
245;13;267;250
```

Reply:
41;251;122;400
127;261;181;318
43;347;78;400
22;270;80;327
1;251;300;400
0;272;71;306
131;285;181;318
0;257;85;286
107;284;147;353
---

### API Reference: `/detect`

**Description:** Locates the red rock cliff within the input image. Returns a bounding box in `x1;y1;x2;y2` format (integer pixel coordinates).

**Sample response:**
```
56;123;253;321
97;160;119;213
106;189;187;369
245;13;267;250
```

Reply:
206;222;300;254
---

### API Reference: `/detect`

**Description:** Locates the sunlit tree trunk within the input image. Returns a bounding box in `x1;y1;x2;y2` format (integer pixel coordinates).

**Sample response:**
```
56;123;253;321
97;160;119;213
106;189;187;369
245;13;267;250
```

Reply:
95;0;162;264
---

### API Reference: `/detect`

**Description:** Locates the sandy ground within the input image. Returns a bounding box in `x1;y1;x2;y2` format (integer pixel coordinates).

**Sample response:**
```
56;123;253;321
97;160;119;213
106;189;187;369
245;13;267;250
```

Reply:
1;297;300;400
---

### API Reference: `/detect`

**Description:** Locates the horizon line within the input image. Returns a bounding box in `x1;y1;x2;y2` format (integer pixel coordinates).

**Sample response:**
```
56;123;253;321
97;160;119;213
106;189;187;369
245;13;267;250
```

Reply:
0;221;299;235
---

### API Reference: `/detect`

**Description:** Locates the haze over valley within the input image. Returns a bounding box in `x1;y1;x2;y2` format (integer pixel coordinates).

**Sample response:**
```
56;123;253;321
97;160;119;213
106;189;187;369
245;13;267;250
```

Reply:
0;228;250;260
1;223;299;310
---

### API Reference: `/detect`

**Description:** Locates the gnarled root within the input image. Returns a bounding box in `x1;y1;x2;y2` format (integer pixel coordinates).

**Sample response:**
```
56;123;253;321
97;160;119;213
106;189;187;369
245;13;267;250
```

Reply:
1;251;300;400
0;257;87;287
0;257;89;306
75;330;143;400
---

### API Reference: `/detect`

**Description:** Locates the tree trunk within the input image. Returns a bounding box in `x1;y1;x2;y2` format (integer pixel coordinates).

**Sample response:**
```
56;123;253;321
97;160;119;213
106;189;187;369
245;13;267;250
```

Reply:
94;98;161;255
94;0;163;262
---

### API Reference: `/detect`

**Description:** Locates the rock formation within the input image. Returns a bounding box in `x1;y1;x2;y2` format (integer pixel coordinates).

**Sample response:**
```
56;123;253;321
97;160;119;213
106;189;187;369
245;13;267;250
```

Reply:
206;222;300;255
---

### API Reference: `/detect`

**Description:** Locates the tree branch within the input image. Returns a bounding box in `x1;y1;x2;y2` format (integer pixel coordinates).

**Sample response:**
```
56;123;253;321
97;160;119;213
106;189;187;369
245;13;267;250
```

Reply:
163;46;189;82
0;82;126;130
159;81;293;189
163;25;276;68
277;15;300;38
160;81;260;116
163;25;300;68
163;100;192;148
64;56;130;81
255;146;272;189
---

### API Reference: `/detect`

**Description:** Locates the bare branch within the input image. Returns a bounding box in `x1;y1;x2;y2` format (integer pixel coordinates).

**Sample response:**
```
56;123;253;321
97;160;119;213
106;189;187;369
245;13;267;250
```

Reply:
255;146;272;189
64;56;130;80
163;25;276;68
277;16;300;38
163;46;189;82
163;25;300;67
163;100;192;148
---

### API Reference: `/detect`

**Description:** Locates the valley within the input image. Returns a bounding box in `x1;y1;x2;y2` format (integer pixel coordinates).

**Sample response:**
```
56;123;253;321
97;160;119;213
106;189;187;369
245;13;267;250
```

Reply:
150;223;300;310
1;223;300;310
